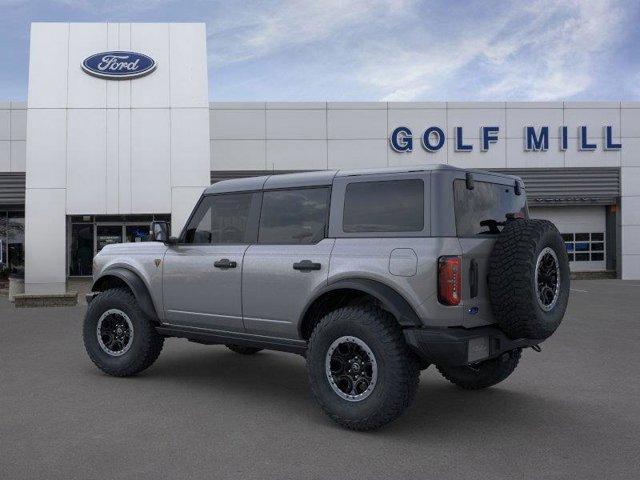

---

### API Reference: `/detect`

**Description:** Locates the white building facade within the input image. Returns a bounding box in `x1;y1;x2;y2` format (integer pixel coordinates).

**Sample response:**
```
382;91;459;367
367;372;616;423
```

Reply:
1;22;639;293
23;22;210;294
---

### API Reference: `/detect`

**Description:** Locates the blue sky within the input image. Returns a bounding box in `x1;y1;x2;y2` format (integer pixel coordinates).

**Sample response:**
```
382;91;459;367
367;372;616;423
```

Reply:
1;0;639;101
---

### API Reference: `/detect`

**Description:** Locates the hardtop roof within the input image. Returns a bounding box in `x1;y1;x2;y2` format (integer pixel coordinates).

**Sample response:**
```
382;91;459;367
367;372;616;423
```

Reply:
203;164;520;194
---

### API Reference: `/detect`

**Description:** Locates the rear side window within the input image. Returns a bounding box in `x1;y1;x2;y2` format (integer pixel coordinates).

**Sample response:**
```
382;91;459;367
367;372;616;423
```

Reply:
454;179;527;236
259;188;330;244
343;179;424;233
184;193;254;244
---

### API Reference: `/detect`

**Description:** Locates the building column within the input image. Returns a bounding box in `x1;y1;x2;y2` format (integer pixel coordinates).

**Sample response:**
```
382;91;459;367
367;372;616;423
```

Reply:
24;188;66;294
620;166;640;279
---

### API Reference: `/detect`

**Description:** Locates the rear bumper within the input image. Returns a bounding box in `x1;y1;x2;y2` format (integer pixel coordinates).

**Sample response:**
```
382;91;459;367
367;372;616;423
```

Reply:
403;325;541;367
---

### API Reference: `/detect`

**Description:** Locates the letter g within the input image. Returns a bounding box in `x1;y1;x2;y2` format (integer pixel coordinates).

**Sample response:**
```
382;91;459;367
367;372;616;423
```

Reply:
390;126;413;152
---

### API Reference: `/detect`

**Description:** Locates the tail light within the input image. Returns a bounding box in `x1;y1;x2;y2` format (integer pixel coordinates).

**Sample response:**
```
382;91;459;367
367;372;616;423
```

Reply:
438;256;461;306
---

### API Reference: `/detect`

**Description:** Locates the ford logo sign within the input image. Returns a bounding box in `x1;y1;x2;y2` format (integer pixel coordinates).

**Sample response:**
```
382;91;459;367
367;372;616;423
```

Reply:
82;51;156;80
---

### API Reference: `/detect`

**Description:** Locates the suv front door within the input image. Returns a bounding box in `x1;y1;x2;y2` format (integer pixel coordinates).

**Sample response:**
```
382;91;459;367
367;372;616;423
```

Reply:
162;192;260;332
242;187;334;339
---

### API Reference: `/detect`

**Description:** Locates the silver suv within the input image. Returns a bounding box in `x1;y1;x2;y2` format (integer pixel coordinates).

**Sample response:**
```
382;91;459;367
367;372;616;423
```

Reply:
83;165;570;430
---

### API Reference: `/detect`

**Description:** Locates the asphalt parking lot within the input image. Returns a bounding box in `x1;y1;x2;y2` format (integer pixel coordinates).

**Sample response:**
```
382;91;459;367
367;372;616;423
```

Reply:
1;280;639;480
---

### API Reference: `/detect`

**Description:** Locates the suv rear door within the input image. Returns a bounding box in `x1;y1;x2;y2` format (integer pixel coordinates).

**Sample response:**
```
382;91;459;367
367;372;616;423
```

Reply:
453;174;528;328
242;187;334;339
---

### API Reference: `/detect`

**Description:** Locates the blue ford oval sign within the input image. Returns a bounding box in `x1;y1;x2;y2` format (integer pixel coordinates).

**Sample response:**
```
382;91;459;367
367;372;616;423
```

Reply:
82;51;156;80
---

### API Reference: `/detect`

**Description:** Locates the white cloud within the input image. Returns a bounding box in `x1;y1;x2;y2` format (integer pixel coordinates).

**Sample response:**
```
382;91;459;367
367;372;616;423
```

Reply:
208;0;630;101
357;0;627;101
5;0;629;101
1;0;634;101
361;35;490;101
480;0;625;100
31;0;173;11
208;0;413;66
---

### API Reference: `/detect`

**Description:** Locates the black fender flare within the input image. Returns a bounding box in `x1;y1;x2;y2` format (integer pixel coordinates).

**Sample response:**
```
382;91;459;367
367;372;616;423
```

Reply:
299;278;422;332
92;267;159;321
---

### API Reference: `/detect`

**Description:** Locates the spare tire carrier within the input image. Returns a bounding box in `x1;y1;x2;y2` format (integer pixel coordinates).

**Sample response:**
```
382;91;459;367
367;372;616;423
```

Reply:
488;218;570;341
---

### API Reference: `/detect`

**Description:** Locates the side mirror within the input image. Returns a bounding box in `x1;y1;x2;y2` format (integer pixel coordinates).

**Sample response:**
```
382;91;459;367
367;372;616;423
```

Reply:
150;221;170;243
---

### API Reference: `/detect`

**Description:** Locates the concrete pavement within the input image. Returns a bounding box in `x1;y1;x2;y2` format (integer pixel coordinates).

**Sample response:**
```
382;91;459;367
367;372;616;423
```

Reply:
1;280;639;479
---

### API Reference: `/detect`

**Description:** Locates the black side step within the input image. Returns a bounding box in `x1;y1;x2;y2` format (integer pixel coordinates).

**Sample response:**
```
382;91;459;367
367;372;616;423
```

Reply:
155;325;307;355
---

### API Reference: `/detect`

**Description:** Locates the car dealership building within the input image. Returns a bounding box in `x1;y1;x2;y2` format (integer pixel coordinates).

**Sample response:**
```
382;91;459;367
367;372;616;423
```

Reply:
1;22;640;295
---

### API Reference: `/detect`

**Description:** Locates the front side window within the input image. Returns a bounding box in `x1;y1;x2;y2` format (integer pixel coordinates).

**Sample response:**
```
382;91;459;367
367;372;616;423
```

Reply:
259;188;330;244
184;193;254;244
343;179;424;233
454;179;527;236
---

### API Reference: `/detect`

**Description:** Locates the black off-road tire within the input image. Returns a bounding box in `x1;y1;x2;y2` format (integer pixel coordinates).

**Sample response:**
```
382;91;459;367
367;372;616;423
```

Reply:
83;288;164;377
419;361;431;371
226;344;263;355
489;219;570;340
307;304;420;431
437;349;522;390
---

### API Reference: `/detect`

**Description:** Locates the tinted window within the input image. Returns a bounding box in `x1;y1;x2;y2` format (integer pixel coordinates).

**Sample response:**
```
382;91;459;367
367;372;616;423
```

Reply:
343;179;424;233
184;193;254;244
454;179;527;236
259;188;330;244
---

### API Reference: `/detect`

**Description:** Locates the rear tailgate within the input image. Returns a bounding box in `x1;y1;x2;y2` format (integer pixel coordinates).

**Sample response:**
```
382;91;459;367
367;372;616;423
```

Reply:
452;171;528;328
458;237;497;328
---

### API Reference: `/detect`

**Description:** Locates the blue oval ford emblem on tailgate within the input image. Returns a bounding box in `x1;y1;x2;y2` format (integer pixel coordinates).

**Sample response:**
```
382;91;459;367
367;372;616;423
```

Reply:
82;51;156;80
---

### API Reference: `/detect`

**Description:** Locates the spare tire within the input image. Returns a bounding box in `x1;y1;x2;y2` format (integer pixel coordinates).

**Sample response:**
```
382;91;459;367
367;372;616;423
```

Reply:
488;219;570;340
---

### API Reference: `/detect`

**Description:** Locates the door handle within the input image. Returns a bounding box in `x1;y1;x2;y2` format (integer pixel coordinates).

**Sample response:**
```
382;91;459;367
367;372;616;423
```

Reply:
293;260;321;271
214;258;237;269
469;259;478;298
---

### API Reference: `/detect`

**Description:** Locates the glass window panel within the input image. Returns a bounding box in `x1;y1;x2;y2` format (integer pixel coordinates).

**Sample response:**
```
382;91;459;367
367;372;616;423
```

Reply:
7;212;24;275
565;243;574;252
69;215;94;223
184;193;254;244
0;212;7;277
575;253;590;261
591;242;604;251
126;225;150;243
567;253;574;262
575;233;589;241
591;252;604;261
343;180;424;233
123;215;155;223
575;242;589;251
591;232;604;241
259;188;330;244
454;180;527;236
100;215;126;222
561;233;574;241
96;225;123;252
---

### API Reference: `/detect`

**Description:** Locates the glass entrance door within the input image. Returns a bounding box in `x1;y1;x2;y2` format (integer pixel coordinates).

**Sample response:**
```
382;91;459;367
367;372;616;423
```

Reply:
68;214;169;277
70;224;94;276
96;225;123;252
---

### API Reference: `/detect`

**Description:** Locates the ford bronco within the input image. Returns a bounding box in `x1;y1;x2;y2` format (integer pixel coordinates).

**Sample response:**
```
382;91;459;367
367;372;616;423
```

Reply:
83;165;569;430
